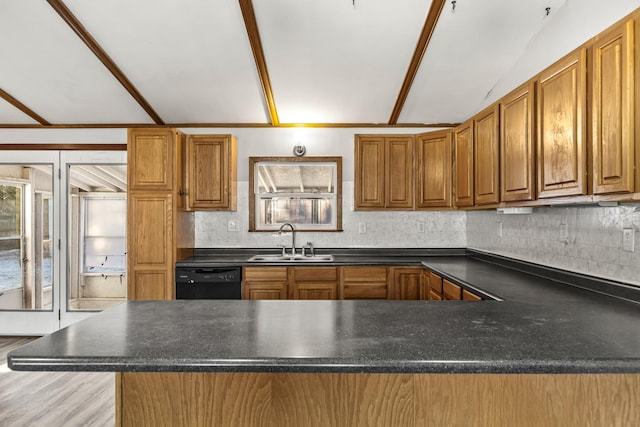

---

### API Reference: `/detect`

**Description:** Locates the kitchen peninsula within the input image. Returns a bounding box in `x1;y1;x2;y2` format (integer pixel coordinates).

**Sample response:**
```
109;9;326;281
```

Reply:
9;253;640;426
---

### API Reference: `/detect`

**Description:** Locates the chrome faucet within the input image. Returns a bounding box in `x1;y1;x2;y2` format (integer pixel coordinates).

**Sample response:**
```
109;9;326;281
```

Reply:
278;222;296;255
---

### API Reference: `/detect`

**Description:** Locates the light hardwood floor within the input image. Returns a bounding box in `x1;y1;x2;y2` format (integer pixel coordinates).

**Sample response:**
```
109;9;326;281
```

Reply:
0;337;114;427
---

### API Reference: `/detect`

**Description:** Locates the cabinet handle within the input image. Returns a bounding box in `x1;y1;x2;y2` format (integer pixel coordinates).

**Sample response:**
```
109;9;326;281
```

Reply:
179;189;186;196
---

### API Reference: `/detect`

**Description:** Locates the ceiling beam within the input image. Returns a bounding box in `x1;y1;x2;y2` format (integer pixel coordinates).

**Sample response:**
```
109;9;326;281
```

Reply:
0;88;51;126
238;0;280;126
47;0;165;125
388;0;447;125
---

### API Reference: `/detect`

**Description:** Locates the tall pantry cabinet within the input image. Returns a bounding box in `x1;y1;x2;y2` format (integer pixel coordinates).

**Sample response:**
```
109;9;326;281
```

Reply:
127;129;194;300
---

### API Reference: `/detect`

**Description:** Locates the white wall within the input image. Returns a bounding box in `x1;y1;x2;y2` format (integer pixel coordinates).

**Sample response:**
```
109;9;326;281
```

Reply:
478;0;640;111
0;128;126;144
467;206;640;286
2;128;640;285
188;127;467;248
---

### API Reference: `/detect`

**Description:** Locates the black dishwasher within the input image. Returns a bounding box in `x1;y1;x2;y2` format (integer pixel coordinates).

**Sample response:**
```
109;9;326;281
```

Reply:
175;267;242;299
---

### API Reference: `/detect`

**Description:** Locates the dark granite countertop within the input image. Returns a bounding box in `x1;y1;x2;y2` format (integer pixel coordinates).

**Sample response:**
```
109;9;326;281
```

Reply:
8;249;640;374
175;247;466;267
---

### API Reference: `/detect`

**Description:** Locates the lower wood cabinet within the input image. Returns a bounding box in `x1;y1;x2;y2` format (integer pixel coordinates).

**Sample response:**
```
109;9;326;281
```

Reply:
243;267;288;300
243;266;485;301
290;267;338;300
243;266;338;300
393;267;423;300
340;266;391;300
426;270;482;301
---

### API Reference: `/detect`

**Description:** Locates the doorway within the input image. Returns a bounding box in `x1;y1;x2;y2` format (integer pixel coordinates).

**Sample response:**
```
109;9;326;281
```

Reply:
0;150;127;334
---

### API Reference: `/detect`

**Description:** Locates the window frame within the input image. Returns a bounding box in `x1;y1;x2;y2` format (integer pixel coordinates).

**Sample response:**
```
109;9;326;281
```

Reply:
249;156;343;232
79;193;127;275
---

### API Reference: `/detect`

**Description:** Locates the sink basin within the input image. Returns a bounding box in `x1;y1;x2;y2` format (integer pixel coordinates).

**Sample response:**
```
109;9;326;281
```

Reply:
247;254;334;263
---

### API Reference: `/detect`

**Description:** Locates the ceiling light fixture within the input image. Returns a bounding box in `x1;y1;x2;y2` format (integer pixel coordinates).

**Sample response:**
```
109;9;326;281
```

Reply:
452;1;457;12
545;7;551;16
293;144;306;157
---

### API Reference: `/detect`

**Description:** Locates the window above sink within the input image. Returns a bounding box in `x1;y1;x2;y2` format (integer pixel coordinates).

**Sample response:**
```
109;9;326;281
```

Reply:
249;157;342;232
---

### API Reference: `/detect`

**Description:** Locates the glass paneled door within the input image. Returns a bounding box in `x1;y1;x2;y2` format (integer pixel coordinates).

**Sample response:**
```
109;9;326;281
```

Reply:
0;150;126;334
60;151;127;328
0;152;59;334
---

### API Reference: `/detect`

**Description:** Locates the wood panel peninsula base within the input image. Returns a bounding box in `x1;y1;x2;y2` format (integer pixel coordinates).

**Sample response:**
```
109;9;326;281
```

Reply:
116;372;640;427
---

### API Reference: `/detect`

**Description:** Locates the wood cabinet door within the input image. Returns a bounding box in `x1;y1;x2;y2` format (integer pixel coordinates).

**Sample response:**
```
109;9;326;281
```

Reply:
501;81;536;202
128;193;173;267
290;267;338;300
393;268;422;300
127;193;174;300
128;129;175;191
537;48;587;198
591;19;635;195
129;270;172;300
185;135;236;210
474;105;500;205
385;136;414;209
355;136;385;209
416;130;452;208
453;119;475;207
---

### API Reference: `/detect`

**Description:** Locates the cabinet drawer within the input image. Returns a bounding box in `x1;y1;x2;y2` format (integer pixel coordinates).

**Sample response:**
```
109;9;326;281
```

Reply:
243;267;288;282
342;283;390;300
429;290;442;301
428;272;443;293
292;267;338;282
443;280;462;300
341;266;388;282
463;289;482;301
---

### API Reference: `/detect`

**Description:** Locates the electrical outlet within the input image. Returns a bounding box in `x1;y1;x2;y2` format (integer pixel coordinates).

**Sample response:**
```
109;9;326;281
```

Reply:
227;220;239;232
559;223;568;241
623;228;635;252
417;222;425;233
497;221;503;238
358;222;367;234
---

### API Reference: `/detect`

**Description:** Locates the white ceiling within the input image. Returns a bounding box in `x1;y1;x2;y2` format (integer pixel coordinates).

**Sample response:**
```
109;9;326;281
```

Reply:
0;0;637;127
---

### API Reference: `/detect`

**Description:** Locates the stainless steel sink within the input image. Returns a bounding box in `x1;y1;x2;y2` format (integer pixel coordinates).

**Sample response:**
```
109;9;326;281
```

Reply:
247;254;334;263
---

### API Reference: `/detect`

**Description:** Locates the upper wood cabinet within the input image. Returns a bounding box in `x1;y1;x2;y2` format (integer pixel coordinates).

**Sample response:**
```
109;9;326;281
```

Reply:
536;48;588;199
128;129;175;191
416;130;452;209
355;135;414;210
184;135;237;211
453;119;474;207
500;81;536;202
474;105;501;206
591;19;636;195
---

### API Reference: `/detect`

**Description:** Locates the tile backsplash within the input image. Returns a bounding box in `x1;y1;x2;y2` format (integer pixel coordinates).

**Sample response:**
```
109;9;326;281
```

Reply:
195;182;467;249
467;205;640;286
195;182;640;286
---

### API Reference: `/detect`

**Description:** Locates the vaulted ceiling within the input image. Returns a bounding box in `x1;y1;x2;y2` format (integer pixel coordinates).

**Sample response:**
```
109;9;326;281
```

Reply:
0;0;625;128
